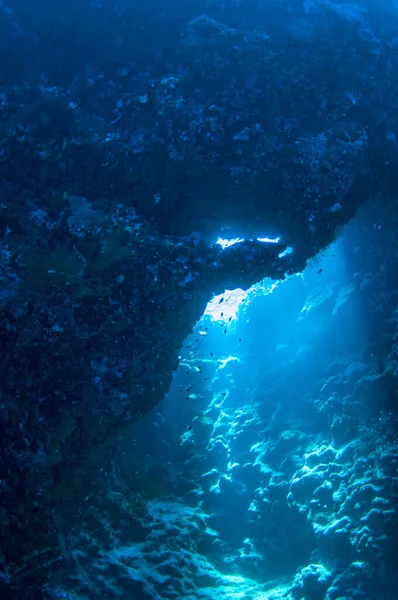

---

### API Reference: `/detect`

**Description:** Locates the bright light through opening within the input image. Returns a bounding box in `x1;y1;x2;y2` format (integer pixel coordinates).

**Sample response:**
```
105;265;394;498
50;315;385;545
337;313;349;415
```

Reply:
204;288;248;322
257;236;280;243
205;235;291;324
279;246;293;258
216;235;281;249
204;280;281;323
216;237;245;249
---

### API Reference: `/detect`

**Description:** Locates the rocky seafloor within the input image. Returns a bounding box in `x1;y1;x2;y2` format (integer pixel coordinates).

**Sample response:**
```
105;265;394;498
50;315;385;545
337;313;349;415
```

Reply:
0;0;397;597
44;200;398;600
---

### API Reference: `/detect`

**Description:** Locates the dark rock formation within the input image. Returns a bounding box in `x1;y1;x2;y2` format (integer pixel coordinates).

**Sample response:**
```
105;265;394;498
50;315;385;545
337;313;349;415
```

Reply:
37;193;398;600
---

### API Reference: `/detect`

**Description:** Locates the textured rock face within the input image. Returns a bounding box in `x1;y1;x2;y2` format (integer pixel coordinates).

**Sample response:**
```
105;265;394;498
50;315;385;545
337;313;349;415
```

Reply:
38;195;398;600
0;2;395;245
1;0;398;594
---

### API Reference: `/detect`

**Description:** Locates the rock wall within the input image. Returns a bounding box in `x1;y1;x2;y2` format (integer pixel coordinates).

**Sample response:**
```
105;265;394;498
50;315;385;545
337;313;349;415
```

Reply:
45;197;398;600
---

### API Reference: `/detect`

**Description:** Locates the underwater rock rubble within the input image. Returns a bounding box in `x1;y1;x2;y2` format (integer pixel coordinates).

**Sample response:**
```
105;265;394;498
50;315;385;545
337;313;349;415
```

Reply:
1;0;398;594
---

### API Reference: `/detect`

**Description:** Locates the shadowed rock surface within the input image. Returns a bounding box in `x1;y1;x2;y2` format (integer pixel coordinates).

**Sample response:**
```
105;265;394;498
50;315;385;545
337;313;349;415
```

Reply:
0;0;398;596
37;188;398;600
